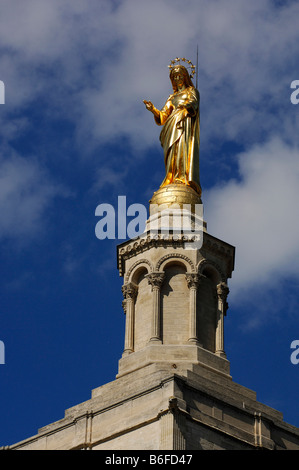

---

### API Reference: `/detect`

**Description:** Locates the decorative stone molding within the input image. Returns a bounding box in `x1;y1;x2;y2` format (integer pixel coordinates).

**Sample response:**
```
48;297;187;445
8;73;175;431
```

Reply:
156;253;195;273
125;258;153;284
217;282;229;314
185;273;205;290
117;228;235;279
118;234;195;276
197;258;226;284
203;235;235;259
146;272;165;290
121;282;138;300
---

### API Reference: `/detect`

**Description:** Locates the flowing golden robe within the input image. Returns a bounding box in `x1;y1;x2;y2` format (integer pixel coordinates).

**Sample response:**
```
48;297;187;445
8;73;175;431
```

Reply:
154;86;201;195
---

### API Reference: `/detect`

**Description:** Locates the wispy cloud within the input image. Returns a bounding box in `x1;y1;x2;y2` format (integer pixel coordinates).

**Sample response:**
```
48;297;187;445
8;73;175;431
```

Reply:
0;0;298;149
0;148;68;243
0;0;298;292
205;137;299;295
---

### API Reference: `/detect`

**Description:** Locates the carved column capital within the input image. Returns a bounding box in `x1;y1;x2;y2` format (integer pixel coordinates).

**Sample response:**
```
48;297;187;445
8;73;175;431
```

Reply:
122;282;138;300
216;282;229;313
146;272;165;290
185;273;204;290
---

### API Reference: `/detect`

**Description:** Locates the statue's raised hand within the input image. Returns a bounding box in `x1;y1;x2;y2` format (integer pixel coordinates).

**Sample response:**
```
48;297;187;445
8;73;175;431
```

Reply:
143;100;154;112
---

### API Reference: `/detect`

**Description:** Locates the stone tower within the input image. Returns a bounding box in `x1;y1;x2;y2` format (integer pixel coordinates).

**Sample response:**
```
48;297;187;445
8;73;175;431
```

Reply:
7;183;299;450
117;183;233;380
6;58;299;450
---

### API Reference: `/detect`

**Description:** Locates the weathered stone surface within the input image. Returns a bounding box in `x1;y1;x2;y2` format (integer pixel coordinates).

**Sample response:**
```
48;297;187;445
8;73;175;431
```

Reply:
8;362;299;450
5;225;299;450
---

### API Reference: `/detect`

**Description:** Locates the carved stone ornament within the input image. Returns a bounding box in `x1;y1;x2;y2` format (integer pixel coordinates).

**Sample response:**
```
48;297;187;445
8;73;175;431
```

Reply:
121;282;138;300
185;272;205;289
216;282;229;301
216;282;229;313
145;272;165;289
156;252;195;272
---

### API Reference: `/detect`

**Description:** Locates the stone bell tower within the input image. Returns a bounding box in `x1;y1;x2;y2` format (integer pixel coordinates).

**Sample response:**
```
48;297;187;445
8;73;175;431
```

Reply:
9;185;299;450
7;59;299;450
117;183;234;380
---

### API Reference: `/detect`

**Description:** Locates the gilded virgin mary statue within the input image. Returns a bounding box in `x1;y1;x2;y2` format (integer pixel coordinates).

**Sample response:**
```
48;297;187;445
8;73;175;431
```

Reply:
144;58;202;202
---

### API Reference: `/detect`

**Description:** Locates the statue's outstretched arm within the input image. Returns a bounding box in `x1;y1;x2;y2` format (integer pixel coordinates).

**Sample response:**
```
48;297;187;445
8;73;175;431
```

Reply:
143;100;160;120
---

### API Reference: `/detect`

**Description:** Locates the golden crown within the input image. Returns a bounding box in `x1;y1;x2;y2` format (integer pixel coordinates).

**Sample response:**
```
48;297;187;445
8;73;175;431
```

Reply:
168;57;196;79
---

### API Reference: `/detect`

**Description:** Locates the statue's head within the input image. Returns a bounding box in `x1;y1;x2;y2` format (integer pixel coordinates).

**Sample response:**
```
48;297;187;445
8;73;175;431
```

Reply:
169;65;194;92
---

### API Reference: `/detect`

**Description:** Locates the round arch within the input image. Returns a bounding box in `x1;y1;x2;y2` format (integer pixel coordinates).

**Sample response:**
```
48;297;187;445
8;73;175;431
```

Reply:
155;253;195;273
197;259;226;284
125;258;153;284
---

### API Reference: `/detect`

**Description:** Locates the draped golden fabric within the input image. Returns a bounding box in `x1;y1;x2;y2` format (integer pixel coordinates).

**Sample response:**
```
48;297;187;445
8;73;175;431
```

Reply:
154;86;201;195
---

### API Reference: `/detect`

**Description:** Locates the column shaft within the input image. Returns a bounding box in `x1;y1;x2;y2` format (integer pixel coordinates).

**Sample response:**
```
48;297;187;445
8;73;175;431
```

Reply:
186;273;202;344
216;282;229;357
122;283;137;355
146;272;165;343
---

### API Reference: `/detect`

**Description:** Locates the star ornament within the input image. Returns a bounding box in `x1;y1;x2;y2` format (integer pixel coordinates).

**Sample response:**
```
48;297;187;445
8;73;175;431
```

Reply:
168;57;196;79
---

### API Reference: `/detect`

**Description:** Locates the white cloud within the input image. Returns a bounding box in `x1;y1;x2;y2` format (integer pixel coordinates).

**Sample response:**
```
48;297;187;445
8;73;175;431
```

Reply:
0;0;298;150
0;150;67;242
0;0;298;251
204;137;299;296
74;0;299;151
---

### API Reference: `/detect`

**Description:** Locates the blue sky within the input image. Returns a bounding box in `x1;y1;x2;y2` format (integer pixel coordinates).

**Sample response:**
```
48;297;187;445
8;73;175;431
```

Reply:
1;0;299;446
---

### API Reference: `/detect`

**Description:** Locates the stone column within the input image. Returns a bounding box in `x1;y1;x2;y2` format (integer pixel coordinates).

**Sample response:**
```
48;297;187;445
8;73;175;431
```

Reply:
215;282;229;357
146;272;165;343
159;397;186;450
254;411;274;449
185;273;203;344
121;282;138;356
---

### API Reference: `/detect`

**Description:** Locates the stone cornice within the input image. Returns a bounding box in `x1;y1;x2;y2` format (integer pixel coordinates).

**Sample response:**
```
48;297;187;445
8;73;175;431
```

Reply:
117;230;235;278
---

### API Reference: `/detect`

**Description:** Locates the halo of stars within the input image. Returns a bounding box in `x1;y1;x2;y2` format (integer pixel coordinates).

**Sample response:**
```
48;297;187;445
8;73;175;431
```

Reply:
168;57;196;79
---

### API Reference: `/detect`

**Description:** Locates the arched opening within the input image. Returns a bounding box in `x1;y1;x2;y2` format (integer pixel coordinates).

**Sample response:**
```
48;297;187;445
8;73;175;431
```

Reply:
160;262;189;345
201;265;221;285
197;265;221;353
197;275;217;352
133;267;152;351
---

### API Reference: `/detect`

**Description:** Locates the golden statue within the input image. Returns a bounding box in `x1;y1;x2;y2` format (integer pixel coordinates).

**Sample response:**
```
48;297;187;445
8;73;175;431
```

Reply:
144;58;201;199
